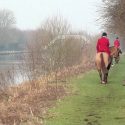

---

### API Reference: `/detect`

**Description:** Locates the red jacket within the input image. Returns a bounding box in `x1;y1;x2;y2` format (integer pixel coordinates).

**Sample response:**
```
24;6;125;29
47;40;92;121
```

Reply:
96;37;110;55
114;39;120;48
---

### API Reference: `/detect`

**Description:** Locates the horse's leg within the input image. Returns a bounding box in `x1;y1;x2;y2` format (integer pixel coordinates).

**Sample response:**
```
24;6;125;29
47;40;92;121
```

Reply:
104;73;108;83
98;70;102;82
100;71;108;84
96;64;102;82
105;57;113;83
119;49;122;54
115;57;118;63
100;70;107;84
116;56;120;63
95;53;102;83
102;53;110;84
107;57;113;70
105;58;111;83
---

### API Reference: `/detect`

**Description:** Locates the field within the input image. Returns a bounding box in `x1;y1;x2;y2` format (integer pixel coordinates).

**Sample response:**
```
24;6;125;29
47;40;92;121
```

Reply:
46;56;125;125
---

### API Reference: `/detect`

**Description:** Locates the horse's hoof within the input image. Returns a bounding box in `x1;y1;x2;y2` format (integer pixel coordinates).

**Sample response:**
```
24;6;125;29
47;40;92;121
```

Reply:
111;64;114;67
101;81;106;84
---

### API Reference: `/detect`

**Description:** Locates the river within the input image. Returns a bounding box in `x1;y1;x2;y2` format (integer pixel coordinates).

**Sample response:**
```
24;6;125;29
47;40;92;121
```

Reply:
0;53;28;84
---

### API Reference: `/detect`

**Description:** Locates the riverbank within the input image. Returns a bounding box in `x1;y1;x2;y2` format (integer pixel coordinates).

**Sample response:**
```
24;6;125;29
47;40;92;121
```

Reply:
0;60;94;125
0;81;67;125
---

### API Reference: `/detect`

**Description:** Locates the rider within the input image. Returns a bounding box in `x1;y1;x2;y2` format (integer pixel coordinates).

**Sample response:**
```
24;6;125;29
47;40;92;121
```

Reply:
113;37;122;63
96;32;110;59
114;37;120;49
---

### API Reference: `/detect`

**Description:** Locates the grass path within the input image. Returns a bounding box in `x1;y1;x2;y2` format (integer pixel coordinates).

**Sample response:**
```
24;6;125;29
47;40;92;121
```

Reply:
45;56;125;125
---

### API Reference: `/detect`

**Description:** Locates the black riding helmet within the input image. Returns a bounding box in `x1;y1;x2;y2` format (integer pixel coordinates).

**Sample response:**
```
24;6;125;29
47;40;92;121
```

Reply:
102;32;107;37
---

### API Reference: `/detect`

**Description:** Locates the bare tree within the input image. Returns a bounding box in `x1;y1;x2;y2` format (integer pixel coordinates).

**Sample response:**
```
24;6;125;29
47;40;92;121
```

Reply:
41;15;71;38
0;9;17;50
23;16;71;80
100;0;125;36
0;9;16;28
22;15;97;89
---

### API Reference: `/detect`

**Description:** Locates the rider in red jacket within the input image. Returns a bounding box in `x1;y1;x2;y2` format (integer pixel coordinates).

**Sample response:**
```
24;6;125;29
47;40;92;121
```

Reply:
96;32;110;56
113;37;122;64
114;37;120;48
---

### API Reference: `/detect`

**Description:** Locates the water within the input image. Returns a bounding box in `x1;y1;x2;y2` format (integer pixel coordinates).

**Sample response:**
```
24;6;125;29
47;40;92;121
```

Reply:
0;52;46;85
0;52;29;84
0;61;28;84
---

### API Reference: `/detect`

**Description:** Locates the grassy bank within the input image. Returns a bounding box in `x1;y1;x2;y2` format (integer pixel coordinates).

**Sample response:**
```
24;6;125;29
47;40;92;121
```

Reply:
45;56;125;125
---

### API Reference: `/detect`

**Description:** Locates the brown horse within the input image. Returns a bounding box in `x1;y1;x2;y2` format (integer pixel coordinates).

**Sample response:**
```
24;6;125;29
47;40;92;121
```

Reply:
95;46;119;84
113;48;122;64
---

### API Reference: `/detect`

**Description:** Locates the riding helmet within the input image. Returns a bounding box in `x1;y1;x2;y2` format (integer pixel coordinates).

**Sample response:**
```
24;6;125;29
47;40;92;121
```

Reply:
102;32;107;37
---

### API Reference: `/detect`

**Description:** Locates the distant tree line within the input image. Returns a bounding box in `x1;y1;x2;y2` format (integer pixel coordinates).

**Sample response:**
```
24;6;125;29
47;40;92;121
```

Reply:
0;9;27;51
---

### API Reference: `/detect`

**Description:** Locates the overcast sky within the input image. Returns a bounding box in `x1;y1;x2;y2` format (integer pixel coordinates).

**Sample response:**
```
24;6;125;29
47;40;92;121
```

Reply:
0;0;102;33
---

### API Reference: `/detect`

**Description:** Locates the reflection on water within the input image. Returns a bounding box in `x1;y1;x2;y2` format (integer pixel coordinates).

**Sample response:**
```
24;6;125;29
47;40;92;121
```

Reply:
14;70;28;84
0;61;28;84
0;53;27;84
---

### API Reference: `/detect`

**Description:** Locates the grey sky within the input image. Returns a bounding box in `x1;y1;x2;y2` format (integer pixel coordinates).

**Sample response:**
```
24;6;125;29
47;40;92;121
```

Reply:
0;0;102;33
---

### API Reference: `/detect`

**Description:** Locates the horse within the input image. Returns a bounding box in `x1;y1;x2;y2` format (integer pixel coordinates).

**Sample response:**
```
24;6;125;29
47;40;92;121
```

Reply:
95;46;119;84
113;48;122;64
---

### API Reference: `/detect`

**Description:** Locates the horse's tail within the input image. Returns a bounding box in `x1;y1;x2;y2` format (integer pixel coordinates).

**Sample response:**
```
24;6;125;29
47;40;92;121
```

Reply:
100;53;104;66
100;53;107;73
